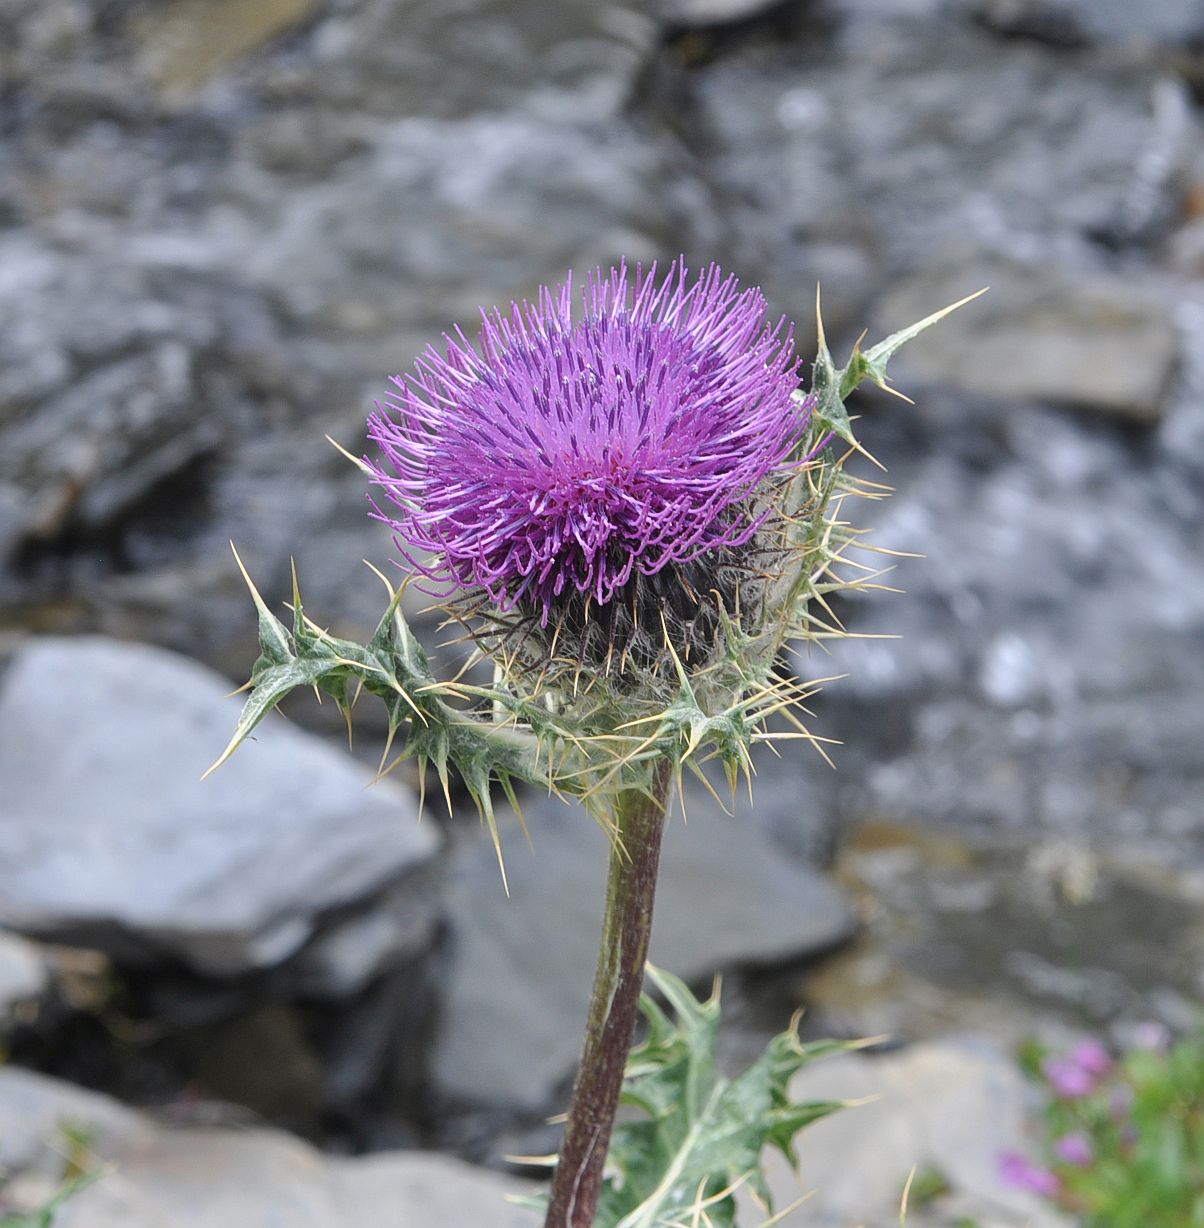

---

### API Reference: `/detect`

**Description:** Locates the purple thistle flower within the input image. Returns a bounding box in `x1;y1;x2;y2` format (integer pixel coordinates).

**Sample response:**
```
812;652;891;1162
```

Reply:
1000;1150;1063;1199
1053;1132;1095;1167
366;263;808;634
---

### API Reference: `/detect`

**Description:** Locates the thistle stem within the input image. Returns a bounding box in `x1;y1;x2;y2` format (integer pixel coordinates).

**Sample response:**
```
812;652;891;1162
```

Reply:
544;760;674;1228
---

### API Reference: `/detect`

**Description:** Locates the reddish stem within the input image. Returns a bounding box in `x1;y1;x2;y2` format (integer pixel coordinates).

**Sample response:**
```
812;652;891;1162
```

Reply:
543;762;673;1228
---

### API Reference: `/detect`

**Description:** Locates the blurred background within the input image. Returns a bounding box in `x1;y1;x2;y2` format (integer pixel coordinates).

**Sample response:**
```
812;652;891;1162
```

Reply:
1;1;1202;1224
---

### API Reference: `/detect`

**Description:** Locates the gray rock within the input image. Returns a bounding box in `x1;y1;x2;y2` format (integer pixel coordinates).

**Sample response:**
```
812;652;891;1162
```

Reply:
0;1066;148;1176
129;0;323;99
432;789;857;1109
0;637;438;976
975;0;1204;48
735;1038;1070;1228
691;19;1195;319
793;395;1204;863
0;1066;536;1228
877;258;1180;420
0;931;50;1025
657;0;793;28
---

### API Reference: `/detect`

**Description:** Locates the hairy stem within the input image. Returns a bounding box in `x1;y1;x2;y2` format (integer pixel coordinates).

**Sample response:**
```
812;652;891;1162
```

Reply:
544;761;674;1228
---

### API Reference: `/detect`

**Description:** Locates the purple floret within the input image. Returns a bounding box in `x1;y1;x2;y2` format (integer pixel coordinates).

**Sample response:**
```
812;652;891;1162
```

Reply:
367;262;807;623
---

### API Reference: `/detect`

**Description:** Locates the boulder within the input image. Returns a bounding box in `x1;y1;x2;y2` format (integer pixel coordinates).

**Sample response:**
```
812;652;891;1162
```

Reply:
0;932;50;1030
0;637;438;978
432;786;856;1110
877;259;1180;421
0;1066;536;1228
737;1038;1071;1228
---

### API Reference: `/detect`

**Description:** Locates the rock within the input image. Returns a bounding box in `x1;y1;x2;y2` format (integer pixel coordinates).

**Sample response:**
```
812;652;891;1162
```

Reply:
0;932;50;1025
0;1066;147;1176
431;788;857;1110
287;883;441;1001
792;397;1204;863
801;829;1204;1044
0;637;439;977
0;1066;537;1228
975;0;1204;48
876;258;1180;421
657;0;795;29
735;1038;1071;1228
130;0;323;98
689;18;1194;322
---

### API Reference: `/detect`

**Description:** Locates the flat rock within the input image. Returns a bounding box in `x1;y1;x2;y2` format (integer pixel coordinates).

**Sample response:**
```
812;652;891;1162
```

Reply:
692;19;1193;319
0;932;49;1023
657;0;792;28
0;1066;536;1228
975;0;1204;47
0;637;438;976
0;1066;148;1176
878;258;1180;421
130;0;323;98
432;787;856;1109
736;1038;1071;1228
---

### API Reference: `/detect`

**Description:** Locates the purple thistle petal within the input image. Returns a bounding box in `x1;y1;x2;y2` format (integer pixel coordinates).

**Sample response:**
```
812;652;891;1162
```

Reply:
366;262;808;623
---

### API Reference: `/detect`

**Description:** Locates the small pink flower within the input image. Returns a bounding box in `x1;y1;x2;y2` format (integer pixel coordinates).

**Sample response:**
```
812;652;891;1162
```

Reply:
1042;1056;1096;1098
1069;1038;1112;1077
1054;1132;1095;1167
1000;1150;1062;1199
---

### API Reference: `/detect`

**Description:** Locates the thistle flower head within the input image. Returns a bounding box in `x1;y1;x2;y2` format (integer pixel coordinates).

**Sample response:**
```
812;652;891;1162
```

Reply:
367;263;811;677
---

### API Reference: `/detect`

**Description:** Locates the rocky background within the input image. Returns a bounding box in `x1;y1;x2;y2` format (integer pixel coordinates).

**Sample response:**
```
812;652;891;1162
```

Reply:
1;1;1202;1225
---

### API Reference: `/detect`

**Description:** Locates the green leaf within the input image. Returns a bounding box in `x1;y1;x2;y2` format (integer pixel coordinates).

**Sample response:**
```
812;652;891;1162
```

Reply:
590;965;863;1228
203;656;335;778
807;287;987;448
843;289;987;401
205;555;583;837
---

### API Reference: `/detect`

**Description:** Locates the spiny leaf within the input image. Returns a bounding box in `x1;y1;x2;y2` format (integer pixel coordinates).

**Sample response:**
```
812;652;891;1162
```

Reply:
573;965;867;1228
230;543;291;668
203;657;333;778
841;287;987;401
205;553;561;810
